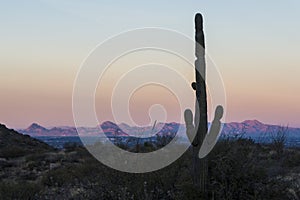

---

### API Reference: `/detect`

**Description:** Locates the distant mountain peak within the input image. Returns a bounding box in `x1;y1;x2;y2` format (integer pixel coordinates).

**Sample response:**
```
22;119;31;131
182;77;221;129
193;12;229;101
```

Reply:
100;121;129;136
101;121;117;126
23;123;48;134
28;123;45;129
242;120;264;126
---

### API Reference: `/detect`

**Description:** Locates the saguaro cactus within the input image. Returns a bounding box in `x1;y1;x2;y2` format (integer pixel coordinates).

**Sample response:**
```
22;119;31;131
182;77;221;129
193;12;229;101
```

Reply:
185;13;224;196
195;12;208;194
190;13;208;194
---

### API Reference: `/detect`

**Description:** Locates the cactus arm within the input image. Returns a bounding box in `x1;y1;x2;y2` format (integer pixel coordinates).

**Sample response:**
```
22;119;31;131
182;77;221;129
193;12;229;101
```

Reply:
184;109;198;146
198;105;224;158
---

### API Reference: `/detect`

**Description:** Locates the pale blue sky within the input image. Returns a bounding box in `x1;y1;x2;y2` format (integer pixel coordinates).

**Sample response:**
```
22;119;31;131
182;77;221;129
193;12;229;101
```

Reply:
0;1;300;128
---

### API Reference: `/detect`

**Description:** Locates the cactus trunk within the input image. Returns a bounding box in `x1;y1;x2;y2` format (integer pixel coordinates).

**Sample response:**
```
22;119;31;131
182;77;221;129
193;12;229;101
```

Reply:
193;13;208;195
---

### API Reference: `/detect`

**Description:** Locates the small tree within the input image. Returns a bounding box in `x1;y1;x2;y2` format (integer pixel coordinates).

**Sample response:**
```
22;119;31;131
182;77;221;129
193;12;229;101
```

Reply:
269;126;288;157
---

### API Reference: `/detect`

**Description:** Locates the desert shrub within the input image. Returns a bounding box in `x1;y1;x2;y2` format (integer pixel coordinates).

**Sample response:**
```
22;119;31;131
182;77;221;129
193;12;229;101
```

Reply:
42;167;74;187
140;142;156;152
0;146;26;158
115;142;129;150
25;152;48;162
0;181;41;200
209;138;267;199
63;142;81;152
269;126;288;157
156;135;170;148
42;162;94;187
282;149;300;168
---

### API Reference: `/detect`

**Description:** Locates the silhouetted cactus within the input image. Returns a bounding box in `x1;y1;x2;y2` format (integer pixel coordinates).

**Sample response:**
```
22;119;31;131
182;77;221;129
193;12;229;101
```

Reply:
194;13;208;194
185;13;224;196
182;13;209;195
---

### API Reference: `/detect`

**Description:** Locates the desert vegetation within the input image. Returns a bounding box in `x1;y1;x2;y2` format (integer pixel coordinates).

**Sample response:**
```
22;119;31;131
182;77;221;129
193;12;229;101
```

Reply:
0;124;300;199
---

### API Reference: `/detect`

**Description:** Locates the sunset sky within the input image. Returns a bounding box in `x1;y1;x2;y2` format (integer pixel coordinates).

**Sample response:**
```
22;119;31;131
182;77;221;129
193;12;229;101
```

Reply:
1;1;300;128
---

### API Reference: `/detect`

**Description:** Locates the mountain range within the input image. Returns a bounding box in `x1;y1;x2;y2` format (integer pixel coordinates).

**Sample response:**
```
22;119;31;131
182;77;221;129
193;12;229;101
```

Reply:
18;120;300;137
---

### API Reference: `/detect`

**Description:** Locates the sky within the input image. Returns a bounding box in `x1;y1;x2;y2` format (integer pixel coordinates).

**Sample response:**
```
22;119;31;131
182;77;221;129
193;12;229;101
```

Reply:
0;0;300;128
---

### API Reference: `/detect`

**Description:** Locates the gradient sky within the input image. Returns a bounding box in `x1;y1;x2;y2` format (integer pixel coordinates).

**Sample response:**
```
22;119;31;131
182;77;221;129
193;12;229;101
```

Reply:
1;0;300;128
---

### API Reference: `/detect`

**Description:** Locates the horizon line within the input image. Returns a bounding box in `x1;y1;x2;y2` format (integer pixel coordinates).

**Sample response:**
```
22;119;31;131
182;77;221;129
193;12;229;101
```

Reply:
4;119;298;130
